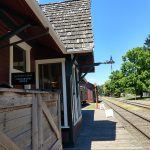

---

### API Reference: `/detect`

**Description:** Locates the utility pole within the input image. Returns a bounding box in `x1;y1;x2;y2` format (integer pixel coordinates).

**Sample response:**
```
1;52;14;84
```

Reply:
110;56;114;72
94;56;115;109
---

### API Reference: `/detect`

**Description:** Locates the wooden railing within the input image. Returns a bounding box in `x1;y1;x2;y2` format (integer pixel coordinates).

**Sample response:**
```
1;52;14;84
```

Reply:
0;88;62;150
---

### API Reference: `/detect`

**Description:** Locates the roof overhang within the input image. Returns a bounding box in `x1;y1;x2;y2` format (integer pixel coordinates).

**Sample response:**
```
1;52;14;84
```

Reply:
24;0;66;54
0;0;66;54
76;52;95;73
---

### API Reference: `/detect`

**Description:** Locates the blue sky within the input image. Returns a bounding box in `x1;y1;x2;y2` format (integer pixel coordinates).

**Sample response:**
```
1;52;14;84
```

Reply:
39;0;150;85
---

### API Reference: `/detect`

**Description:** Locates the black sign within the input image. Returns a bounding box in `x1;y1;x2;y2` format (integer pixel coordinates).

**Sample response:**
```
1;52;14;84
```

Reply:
11;72;35;85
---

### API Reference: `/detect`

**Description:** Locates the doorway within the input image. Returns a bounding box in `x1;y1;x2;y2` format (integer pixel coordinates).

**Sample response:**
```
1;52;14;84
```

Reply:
35;58;68;127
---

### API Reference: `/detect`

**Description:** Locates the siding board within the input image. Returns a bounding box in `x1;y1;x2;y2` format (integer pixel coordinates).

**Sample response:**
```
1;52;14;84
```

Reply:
0;89;62;150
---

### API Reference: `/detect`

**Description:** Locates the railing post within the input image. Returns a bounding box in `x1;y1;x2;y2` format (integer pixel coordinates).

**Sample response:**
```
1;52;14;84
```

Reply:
32;94;38;150
37;93;44;150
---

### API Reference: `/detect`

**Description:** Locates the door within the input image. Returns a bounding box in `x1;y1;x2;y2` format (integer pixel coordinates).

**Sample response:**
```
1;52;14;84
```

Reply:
35;58;68;127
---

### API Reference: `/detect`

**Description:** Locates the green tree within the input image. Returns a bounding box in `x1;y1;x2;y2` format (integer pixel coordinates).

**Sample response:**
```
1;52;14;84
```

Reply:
109;70;124;97
103;80;112;96
97;85;104;96
121;47;150;98
144;34;150;49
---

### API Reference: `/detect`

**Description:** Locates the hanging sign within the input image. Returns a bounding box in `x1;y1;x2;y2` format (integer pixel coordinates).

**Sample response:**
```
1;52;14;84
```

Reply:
11;72;35;85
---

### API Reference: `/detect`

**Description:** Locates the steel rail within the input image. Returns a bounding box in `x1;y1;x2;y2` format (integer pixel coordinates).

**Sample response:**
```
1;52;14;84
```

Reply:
125;101;150;110
103;100;150;140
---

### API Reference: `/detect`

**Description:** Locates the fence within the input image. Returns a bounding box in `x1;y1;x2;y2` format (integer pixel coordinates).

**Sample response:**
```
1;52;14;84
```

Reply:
0;88;62;150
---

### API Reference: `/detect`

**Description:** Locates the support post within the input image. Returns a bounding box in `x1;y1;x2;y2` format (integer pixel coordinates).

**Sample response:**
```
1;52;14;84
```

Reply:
94;83;98;109
37;93;44;150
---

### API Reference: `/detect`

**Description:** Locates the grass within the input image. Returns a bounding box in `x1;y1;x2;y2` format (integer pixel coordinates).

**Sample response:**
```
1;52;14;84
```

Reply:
83;103;98;110
105;98;142;111
117;94;150;101
142;97;150;101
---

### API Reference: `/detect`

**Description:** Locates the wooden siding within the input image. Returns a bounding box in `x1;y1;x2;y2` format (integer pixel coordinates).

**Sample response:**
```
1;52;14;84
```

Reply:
0;88;62;150
0;46;9;84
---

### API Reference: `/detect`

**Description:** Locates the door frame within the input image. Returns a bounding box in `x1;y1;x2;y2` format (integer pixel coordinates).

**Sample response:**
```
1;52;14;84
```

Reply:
72;65;82;125
35;58;69;128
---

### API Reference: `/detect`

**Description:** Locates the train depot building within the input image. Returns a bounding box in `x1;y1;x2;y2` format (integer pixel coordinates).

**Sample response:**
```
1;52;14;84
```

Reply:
0;0;94;148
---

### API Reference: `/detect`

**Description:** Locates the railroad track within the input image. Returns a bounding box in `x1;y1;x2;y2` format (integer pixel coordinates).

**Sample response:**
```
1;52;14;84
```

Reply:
124;101;150;110
103;99;150;141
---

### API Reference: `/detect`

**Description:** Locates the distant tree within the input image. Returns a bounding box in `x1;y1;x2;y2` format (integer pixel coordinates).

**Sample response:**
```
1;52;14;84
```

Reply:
144;34;150;49
102;70;124;97
97;85;104;96
121;47;150;98
109;70;124;97
103;80;112;96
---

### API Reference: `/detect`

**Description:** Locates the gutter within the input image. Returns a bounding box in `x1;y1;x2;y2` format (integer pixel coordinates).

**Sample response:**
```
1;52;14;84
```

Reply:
24;0;67;54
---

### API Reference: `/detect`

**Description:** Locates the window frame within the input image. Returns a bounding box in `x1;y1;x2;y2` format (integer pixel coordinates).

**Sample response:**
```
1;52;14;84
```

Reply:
72;65;82;125
9;36;31;87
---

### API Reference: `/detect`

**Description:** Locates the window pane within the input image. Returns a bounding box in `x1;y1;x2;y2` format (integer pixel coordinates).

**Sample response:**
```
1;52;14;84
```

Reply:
39;63;62;90
13;45;26;72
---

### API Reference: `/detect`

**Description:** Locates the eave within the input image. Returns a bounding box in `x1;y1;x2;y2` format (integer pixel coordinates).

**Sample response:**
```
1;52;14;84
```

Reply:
0;0;66;54
25;0;67;54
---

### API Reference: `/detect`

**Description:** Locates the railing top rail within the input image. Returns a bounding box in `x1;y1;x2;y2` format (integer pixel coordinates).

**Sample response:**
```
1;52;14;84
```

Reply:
0;88;60;94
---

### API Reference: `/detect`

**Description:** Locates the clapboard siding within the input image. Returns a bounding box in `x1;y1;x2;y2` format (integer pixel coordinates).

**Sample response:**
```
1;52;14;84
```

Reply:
0;114;31;132
0;92;32;108
0;107;31;123
0;88;62;150
6;122;31;139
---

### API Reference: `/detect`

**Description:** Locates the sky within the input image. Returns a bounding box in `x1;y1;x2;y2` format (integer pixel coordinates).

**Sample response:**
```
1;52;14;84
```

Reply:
39;0;150;85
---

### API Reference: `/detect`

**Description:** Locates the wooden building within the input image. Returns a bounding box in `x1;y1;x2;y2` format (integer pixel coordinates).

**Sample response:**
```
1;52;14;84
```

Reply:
0;0;94;148
0;0;67;149
80;78;95;104
40;0;94;147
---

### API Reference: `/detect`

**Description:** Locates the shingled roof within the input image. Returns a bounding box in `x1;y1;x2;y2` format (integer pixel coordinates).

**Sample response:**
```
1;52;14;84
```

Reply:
40;0;94;53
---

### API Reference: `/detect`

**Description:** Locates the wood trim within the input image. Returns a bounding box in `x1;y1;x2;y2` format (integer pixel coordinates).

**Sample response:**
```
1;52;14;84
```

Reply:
9;35;31;88
35;58;65;64
24;0;66;54
61;61;68;127
10;35;31;50
37;94;44;150
51;139;62;150
32;94;38;150
35;58;68;127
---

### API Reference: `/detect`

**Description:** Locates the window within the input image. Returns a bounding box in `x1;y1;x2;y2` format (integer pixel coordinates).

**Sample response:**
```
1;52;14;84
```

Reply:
13;45;26;72
9;36;31;86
